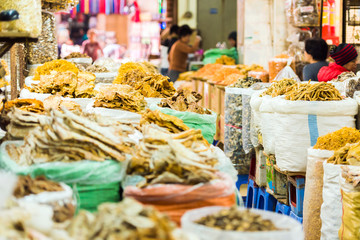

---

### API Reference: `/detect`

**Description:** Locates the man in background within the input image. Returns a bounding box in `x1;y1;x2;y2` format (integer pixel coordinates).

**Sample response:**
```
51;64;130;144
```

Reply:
82;29;103;62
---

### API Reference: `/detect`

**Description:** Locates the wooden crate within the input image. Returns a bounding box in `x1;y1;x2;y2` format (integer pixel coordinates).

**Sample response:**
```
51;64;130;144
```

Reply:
203;80;210;109
220;114;225;143
217;85;225;117
198;79;205;107
191;78;198;92
208;82;217;113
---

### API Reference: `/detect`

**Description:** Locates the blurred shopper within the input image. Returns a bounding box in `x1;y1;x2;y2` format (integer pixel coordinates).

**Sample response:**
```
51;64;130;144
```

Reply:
160;25;179;75
82;29;103;62
227;31;239;64
318;43;358;82
303;38;329;81
168;25;201;82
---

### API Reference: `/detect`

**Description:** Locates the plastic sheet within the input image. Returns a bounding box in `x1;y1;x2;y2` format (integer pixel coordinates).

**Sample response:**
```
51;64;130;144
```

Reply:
0;0;42;38
26;11;57;64
303;148;334;240
320;161;343;240
181;206;304;240
339;166;360;240
124;172;237;225
271;97;357;172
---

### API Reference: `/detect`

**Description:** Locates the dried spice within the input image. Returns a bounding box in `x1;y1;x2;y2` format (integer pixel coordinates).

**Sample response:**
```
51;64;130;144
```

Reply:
140;109;189;133
314;127;360;151
13;175;63;198
159;89;211;114
94;84;146;113
215;55;236;65
195;206;280;231
67;198;176;240
285;81;343;101
260;78;297;97
26;11;57;64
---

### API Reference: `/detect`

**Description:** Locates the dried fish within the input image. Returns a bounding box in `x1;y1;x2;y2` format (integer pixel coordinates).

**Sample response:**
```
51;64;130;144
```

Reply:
141;109;189;133
195;206;280;232
11;109;136;165
4;99;45;114
159;89;211;114
94;84;146;113
285;81;342;101
67;198;176;240
13;175;63;198
33;59;79;80
64;52;90;59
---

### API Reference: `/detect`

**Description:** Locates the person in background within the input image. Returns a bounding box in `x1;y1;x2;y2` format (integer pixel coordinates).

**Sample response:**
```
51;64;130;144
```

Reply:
227;31;239;64
228;31;237;48
302;38;329;81
160;25;179;76
168;25;201;82
318;43;358;82
82;29;103;62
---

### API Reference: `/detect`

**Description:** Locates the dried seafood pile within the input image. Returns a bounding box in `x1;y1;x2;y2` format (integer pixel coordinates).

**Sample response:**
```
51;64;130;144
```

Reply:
140;109;189;133
14;175;63;198
215;55;235;65
159;89;211;114
43;95;82;112
67;198;176;240
64;52;90;59
285;81;343;101
193;64;224;80
331;72;360;97
1;59;9;75
230;76;262;88
342;166;360;187
33;59;79;80
136;74;176;98
5;108;50;140
94;84;146;112
9;109;136;165
85;64;109;73
127;125;217;187
327;142;360;165
178;71;194;81
238;64;264;77
260;78;297;97
314;127;360;151
211;67;243;84
4;99;45;114
30;71;95;98
195;206;279;232
113;62;158;84
218;73;243;86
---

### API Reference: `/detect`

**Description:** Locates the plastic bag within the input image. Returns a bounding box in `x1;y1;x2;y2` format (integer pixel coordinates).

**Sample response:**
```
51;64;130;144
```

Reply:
303;148;334;240
242;91;255;154
203;48;239;65
181;206;304;240
26;11;57;64
320;161;343;240
248;70;269;83
271;97;357;172
293;0;319;27
269;56;296;82
124;172;237;225
0;141;126;185
149;104;217;144
339;166;360;240
0;0;42;38
273;58;301;82
250;91;264;148
259;96;277;155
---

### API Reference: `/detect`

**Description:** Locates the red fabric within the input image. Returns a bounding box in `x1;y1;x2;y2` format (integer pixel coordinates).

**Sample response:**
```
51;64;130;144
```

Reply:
317;62;349;82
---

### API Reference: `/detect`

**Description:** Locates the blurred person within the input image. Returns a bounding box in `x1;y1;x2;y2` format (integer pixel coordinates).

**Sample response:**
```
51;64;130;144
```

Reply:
82;29;103;62
302;38;329;81
318;43;358;82
168;25;201;82
160;25;179;75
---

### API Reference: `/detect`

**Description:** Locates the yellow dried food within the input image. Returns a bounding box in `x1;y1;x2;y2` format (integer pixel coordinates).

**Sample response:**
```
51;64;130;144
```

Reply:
260;78;296;97
113;62;147;84
34;59;79;80
327;142;360;165
285;81;343;101
314;127;360;151
215;55;236;65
